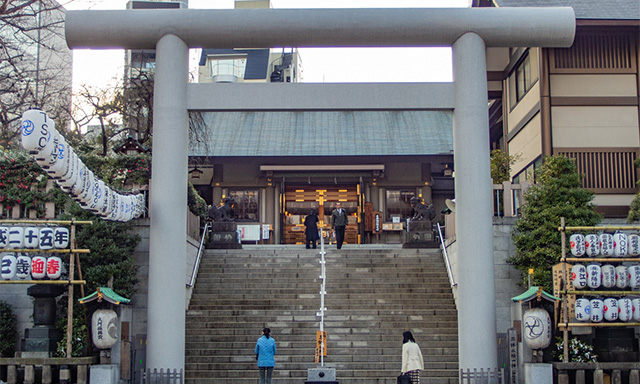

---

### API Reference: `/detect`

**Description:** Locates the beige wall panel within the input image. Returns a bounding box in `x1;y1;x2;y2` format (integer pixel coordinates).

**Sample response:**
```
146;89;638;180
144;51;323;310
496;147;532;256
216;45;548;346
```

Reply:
550;74;638;97
507;81;540;135
508;114;542;175
593;194;635;206
552;106;640;148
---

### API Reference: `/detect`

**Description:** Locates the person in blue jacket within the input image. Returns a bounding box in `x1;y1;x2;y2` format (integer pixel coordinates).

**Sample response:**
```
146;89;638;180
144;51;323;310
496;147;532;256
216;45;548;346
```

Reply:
254;327;277;384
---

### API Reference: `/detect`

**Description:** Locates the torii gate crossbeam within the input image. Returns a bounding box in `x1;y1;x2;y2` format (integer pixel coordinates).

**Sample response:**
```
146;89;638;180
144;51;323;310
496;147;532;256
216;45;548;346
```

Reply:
65;7;575;378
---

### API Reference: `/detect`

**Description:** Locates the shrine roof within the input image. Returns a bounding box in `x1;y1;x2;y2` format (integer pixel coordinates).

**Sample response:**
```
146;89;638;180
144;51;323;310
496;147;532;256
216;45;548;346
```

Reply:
78;287;130;305
511;286;560;303
189;110;453;157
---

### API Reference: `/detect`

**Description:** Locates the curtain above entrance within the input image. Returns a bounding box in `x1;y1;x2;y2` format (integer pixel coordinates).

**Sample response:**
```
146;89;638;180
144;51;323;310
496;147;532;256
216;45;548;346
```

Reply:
188;110;453;157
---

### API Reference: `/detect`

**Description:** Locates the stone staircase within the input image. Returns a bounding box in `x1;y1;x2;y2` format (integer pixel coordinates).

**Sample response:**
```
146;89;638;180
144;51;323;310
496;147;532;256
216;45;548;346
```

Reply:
185;246;459;384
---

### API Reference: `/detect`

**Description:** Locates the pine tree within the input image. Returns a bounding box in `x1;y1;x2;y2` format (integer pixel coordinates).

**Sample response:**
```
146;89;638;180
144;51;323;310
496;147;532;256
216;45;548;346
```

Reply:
509;156;601;291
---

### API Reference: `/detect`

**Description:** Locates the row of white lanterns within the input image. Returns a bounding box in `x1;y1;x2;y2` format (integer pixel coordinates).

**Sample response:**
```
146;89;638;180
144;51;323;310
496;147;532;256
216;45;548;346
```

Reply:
21;109;145;222
0;226;69;250
571;264;640;290
570;232;640;257
575;297;639;323
1;254;63;280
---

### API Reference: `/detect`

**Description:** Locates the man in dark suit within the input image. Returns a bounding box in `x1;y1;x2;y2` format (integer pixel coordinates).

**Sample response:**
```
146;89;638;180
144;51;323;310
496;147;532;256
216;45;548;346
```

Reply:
331;202;348;249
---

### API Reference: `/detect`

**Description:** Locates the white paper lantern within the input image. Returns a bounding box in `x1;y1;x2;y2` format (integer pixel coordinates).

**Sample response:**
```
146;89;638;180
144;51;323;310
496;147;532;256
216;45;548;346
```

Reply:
604;298;619;321
1;254;17;280
586;264;602;289
23;227;40;249
46;256;62;279
35;128;60;167
616;265;629;289
0;227;8;248
53;227;69;249
70;162;88;197
574;298;591;322
585;234;600;256
88;180;106;212
633;298;640;321
15;254;31;279
78;171;96;206
92;309;119;349
39;227;55;250
523;308;552;349
21;109;51;154
602;264;616;288
47;135;70;178
31;255;47;279
570;234;585;257
57;152;79;191
589;299;604;322
613;233;628;257
600;234;614;257
99;187;112;217
8;227;24;249
105;193;121;221
629;265;640;289
572;264;587;289
629;234;640;257
618;298;633;322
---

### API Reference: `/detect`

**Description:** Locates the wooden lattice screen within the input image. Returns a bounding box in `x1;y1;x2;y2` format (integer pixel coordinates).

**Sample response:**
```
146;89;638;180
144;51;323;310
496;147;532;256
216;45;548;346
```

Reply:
551;32;636;73
556;149;638;193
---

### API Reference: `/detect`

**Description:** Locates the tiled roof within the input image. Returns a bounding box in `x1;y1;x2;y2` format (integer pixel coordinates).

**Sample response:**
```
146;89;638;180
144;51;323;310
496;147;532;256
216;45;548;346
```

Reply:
493;0;639;20
189;111;453;157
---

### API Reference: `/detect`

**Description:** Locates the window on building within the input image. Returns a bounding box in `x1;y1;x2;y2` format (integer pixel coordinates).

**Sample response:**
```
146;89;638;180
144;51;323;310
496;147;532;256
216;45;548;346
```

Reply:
230;189;259;221
386;189;415;221
209;56;247;80
509;52;537;108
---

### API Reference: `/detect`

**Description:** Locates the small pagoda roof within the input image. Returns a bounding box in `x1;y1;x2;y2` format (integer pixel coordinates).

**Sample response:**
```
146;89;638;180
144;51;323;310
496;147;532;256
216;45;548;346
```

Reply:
78;287;130;305
113;136;149;154
511;286;559;303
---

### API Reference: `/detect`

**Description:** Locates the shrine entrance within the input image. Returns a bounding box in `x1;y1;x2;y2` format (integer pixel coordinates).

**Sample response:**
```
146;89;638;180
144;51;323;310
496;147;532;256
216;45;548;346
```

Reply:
65;5;575;374
282;185;361;245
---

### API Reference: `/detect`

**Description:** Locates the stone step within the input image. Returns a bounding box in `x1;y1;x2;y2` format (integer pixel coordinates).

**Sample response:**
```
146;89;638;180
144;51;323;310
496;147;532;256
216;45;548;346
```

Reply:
184;368;459;382
186;247;459;384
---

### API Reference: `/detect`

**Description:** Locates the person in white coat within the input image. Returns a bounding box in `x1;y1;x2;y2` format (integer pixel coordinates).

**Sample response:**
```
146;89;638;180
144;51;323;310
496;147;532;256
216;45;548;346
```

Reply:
402;331;424;383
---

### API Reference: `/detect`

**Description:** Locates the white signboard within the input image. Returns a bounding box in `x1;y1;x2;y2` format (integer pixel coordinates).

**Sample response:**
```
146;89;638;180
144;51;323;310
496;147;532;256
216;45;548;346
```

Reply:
238;224;261;241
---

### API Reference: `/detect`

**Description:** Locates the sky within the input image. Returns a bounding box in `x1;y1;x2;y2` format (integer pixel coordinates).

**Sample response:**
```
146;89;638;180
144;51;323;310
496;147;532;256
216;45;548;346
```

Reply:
64;0;471;91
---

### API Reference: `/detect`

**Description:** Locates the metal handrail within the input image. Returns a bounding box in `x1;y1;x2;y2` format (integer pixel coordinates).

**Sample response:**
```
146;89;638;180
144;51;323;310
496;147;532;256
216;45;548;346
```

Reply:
187;221;210;288
436;222;457;288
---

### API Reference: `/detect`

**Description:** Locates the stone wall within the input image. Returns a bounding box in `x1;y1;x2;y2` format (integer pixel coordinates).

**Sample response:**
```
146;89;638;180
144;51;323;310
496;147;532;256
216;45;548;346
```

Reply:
444;216;522;334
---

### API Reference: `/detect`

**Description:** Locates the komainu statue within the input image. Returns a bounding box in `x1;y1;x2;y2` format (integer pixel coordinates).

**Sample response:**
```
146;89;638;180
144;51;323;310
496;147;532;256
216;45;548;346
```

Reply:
208;197;235;222
410;197;436;221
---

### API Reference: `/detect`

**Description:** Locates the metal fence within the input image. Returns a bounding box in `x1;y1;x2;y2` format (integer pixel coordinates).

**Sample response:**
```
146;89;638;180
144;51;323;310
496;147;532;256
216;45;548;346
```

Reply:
142;368;183;384
460;368;505;384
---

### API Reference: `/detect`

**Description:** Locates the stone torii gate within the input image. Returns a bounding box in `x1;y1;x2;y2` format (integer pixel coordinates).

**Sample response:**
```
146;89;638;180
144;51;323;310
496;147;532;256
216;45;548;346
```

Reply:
65;7;575;376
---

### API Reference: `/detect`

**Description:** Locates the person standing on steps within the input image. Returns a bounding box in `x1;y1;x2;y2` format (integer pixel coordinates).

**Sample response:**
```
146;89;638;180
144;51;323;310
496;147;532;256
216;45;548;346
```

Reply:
401;330;424;384
331;202;348;249
304;208;320;249
255;327;276;384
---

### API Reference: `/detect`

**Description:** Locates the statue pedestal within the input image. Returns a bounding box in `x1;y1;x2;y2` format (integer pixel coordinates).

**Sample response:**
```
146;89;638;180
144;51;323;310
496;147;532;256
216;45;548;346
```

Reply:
403;221;438;249
207;222;242;249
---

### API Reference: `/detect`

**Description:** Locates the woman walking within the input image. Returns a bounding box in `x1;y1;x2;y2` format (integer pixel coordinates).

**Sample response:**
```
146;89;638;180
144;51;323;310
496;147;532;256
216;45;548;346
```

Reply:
401;331;424;384
255;327;277;384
